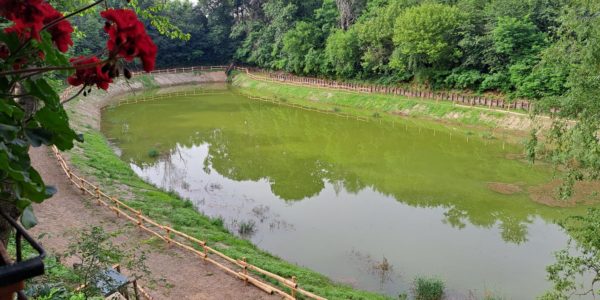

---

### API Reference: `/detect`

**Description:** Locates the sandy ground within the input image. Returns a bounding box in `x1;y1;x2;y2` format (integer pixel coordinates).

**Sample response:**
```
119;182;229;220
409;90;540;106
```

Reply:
29;71;277;299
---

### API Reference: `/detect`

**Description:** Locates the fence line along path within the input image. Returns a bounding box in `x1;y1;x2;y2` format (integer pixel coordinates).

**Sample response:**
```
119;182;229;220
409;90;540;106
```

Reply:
130;65;530;113
55;76;327;300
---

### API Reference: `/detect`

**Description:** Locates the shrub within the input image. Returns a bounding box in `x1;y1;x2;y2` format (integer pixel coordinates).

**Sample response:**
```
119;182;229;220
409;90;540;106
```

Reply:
210;216;225;229
413;276;444;300
147;148;160;158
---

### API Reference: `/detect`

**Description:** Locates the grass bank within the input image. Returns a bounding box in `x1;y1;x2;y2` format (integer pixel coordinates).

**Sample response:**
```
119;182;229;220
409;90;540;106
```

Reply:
65;81;390;299
231;73;532;135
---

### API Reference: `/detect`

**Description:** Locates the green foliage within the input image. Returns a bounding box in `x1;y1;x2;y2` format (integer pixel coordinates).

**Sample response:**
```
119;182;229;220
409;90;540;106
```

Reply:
63;226;148;297
0;35;81;231
531;0;600;197
281;21;322;74
324;28;360;77
413;276;445;300
147;148;159;158
444;70;484;90
542;209;600;299
391;2;464;73
130;0;191;41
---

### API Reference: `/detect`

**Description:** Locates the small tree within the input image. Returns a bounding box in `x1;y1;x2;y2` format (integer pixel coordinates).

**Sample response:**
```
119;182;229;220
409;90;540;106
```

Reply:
64;226;148;297
391;2;464;73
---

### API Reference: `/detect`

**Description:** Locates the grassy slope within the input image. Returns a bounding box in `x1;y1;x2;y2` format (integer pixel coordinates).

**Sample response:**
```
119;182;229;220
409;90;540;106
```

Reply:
66;81;390;299
230;73;511;127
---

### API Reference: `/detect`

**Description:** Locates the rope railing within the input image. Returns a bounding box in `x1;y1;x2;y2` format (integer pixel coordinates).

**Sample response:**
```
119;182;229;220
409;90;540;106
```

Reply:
102;89;228;110
124;64;531;113
232;67;532;113
244;94;369;122
54;86;327;300
131;65;227;76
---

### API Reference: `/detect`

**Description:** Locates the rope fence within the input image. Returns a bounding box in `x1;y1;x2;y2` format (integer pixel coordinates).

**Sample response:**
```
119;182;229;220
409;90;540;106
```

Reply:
244;94;369;122
125;64;530;114
102;89;228;110
232;67;532;113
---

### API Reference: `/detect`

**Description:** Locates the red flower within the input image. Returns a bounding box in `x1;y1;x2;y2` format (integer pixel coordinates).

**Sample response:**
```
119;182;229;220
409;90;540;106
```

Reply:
101;9;157;72
42;3;73;53
67;56;113;90
1;0;48;40
0;0;73;52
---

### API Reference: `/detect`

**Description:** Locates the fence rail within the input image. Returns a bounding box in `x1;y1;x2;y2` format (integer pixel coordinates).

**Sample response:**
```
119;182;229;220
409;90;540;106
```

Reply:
54;86;327;300
236;67;531;112
126;64;531;113
103;90;228;110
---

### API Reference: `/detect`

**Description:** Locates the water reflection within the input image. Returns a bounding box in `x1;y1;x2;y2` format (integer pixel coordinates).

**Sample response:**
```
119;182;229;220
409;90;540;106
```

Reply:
102;90;585;298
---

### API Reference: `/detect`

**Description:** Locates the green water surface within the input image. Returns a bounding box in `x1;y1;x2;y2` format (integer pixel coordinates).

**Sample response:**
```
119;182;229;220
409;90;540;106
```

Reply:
101;85;589;299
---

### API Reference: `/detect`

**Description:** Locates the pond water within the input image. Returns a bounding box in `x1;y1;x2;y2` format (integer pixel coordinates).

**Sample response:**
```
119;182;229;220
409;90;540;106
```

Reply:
101;85;586;299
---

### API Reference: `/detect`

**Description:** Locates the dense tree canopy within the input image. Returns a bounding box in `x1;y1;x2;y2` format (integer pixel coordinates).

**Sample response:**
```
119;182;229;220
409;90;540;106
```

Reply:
66;0;586;100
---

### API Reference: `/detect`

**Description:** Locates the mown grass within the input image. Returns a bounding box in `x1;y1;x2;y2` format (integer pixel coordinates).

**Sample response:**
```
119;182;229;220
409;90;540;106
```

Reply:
68;129;390;300
231;73;508;128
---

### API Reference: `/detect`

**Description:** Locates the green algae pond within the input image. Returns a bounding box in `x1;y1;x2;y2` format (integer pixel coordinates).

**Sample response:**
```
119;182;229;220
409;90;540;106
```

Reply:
101;85;592;299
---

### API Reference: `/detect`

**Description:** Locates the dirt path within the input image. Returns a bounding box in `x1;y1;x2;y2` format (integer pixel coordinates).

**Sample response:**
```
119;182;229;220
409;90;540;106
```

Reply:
28;71;277;299
29;146;276;300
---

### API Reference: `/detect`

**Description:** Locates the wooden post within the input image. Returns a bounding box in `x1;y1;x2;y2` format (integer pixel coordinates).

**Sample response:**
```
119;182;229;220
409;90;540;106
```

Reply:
291;276;298;298
113;198;120;217
242;257;248;286
80;178;85;194
133;280;140;300
201;241;207;261
137;210;142;226
95;187;101;205
165;227;171;244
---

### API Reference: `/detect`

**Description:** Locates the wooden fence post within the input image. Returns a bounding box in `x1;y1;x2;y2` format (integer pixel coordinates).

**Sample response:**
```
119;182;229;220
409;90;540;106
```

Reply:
80;178;85;194
242;257;248;286
95;187;101;205
291;276;298;298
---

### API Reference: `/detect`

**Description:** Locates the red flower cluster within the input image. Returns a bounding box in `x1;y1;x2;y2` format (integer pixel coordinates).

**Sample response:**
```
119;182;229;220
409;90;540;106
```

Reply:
101;9;157;72
42;4;74;53
0;0;73;53
67;56;113;90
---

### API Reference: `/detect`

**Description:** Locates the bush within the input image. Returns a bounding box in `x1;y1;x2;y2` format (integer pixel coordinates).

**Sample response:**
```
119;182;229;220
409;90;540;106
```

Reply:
413;277;445;300
147;148;160;158
445;69;484;90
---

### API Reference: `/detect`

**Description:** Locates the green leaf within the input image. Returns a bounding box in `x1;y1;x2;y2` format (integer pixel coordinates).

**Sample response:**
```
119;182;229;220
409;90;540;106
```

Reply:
24;78;60;109
25;127;53;147
20;205;38;229
45;185;57;197
0;123;18;141
34;106;78;150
